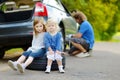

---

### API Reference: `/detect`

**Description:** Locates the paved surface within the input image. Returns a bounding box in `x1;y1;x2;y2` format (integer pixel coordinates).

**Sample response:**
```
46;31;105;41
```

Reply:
0;42;120;80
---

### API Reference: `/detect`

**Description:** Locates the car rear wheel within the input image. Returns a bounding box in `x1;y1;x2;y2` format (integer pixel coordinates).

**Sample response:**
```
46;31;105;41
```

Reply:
22;46;29;51
0;48;5;59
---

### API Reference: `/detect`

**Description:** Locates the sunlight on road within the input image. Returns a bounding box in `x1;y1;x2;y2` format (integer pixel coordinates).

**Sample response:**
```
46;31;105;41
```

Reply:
94;42;120;54
0;66;10;72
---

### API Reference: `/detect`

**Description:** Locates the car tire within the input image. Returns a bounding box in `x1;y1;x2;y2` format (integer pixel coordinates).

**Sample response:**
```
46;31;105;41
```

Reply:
22;46;29;51
0;49;5;59
26;55;66;71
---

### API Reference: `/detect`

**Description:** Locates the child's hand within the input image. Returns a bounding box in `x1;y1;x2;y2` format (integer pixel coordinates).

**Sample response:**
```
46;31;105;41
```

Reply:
49;50;54;55
56;50;61;55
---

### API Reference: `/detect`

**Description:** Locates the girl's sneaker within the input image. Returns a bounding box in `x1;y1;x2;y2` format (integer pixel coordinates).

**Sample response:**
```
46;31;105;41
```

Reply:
45;66;51;73
8;60;18;71
17;63;26;73
59;66;65;73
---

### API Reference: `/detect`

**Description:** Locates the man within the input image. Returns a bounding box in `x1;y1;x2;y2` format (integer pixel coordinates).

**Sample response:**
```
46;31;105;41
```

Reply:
68;11;94;57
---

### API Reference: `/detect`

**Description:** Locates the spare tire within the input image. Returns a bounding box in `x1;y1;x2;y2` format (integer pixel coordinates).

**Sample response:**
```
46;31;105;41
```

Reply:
26;55;66;71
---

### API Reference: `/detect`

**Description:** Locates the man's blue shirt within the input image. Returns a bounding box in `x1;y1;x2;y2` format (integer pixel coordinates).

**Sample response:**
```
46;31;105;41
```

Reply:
78;20;94;49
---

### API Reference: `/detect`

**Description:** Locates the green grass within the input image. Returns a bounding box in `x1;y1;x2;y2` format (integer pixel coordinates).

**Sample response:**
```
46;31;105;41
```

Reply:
111;32;120;42
6;48;23;55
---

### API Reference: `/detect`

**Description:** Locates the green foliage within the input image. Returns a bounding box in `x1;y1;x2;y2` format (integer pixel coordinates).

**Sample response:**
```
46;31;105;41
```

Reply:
62;0;120;41
0;3;7;11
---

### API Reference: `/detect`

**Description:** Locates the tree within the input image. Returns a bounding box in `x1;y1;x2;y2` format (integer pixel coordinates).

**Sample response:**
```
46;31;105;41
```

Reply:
62;0;119;41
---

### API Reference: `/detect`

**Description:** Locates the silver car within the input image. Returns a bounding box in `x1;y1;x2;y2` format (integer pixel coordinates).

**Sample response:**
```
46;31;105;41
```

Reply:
34;0;77;50
0;0;77;58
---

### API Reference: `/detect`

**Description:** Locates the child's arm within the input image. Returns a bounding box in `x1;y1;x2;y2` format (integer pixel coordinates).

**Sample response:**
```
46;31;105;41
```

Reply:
44;33;50;50
48;47;52;51
56;32;62;51
44;33;54;54
48;47;54;54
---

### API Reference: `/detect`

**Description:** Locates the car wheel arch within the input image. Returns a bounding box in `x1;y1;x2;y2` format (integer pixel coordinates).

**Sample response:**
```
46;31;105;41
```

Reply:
59;21;66;51
0;48;5;58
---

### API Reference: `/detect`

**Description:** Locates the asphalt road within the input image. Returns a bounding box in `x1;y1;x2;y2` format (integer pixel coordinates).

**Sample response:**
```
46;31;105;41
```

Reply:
0;42;120;80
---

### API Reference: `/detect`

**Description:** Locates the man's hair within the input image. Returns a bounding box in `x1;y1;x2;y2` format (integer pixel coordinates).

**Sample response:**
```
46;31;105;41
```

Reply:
73;11;87;21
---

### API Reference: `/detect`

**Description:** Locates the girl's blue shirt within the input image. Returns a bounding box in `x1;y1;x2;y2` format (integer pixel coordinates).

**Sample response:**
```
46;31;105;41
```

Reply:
44;32;62;51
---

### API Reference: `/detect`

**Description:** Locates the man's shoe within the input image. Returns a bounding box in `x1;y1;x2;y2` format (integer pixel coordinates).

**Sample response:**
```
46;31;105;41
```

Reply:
88;49;93;56
76;52;90;58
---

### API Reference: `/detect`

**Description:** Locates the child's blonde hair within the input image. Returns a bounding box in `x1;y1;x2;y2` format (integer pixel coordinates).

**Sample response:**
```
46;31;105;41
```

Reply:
45;18;61;33
33;18;46;35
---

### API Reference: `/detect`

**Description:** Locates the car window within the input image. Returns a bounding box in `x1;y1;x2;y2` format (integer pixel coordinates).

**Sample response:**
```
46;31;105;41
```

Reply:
0;0;34;12
62;17;78;35
43;0;65;11
5;1;16;11
46;6;68;23
0;0;34;23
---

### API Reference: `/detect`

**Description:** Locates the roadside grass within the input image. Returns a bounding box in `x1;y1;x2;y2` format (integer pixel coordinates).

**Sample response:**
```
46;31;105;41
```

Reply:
95;32;120;42
111;32;120;42
4;48;23;59
6;48;23;54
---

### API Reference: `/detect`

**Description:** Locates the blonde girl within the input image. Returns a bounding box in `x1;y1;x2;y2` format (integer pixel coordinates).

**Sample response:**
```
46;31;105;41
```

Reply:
8;18;46;73
44;18;65;73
